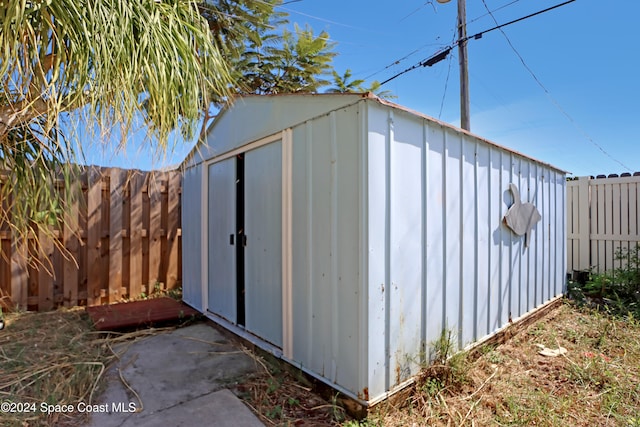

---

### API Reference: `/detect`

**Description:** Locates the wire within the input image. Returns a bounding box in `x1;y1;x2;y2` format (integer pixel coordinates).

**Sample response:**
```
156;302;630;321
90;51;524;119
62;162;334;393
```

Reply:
439;29;458;120
465;0;575;43
379;0;576;86
467;0;521;25
479;0;632;172
373;0;520;82
363;42;448;81
399;1;437;23
363;0;521;83
438;52;454;120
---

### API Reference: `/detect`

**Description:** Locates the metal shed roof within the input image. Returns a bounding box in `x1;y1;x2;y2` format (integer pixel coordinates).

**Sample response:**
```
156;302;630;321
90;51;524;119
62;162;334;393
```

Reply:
182;92;566;173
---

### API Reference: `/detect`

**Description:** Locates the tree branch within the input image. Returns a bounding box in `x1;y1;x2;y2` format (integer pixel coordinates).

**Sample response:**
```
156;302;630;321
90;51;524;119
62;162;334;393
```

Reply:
0;98;51;139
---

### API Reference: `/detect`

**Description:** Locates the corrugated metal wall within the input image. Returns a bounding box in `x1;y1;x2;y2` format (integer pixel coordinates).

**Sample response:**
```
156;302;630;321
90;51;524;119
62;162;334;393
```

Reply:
181;95;566;404
207;158;237;322
245;142;283;347
182;166;203;311
290;104;365;398
365;102;566;399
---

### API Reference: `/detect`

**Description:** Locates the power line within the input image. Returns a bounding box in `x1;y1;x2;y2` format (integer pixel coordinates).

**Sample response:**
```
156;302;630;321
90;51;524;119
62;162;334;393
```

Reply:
467;0;521;25
438;51;454;120
380;0;576;86
399;1;437;23
380;46;453;85
479;0;632;171
386;0;520;82
439;29;458;120
363;41;449;81
466;0;575;43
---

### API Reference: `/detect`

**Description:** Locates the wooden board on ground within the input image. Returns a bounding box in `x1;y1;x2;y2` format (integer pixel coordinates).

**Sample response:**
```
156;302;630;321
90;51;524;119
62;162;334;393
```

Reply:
85;297;200;331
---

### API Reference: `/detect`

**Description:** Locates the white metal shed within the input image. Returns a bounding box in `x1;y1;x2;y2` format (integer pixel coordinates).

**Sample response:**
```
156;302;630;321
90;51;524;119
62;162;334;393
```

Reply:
182;93;566;405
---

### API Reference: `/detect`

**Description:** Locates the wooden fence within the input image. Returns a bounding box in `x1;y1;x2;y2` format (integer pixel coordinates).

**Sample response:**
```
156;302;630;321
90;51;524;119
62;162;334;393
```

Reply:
0;167;182;311
567;174;640;274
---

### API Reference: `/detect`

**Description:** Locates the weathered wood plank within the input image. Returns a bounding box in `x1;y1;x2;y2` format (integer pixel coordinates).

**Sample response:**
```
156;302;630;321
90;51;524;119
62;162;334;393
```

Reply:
109;168;125;303
100;171;110;303
167;172;181;289
10;240;28;310
121;171;132;295
0;238;10;307
129;171;144;299
0;181;11;307
63;170;81;308
37;228;55;311
148;172;163;292
141;175;150;294
160;173;169;289
87;167;103;306
78;169;89;305
27;239;38;310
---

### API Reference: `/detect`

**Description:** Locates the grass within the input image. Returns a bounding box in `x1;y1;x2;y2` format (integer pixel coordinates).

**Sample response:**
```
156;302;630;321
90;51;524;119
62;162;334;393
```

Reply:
362;301;640;426
0;308;112;426
236;350;350;426
2;298;639;426
0;307;179;427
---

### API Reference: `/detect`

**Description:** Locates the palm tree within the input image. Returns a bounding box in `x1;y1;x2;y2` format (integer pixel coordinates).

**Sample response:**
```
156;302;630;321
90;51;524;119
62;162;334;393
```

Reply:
328;69;396;100
0;0;234;263
328;69;367;93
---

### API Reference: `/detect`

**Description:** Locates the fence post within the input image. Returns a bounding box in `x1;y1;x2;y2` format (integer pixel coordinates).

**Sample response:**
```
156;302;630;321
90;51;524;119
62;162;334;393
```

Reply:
576;176;590;271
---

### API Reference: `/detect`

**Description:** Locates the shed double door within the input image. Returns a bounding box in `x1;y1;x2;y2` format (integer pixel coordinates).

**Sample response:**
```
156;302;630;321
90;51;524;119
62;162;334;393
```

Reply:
207;141;283;347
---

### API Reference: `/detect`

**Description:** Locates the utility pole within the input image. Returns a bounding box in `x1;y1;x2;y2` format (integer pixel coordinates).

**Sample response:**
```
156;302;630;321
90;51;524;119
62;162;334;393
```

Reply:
457;0;470;131
437;0;470;131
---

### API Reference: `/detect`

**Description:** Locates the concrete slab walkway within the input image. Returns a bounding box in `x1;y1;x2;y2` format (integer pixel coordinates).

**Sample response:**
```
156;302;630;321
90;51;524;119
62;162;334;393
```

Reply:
88;322;263;427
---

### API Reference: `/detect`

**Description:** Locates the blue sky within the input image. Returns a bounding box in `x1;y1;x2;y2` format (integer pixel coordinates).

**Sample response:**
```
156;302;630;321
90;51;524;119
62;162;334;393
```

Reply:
88;0;640;177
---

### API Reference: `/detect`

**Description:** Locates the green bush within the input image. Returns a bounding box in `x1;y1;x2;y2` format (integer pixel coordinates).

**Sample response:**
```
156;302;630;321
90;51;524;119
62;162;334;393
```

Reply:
569;244;640;318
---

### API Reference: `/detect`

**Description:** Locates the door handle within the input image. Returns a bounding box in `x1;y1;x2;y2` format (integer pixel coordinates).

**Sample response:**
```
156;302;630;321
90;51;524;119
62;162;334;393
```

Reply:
229;234;234;245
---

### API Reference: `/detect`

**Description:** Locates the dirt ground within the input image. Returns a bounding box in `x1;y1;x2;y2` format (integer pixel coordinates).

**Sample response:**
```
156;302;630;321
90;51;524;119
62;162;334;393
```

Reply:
2;300;638;427
241;301;640;426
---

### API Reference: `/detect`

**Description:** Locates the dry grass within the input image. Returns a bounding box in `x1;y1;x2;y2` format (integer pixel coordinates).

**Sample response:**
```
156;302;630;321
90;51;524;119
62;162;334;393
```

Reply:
0;308;175;427
2;301;639;427
0;308;110;426
362;302;640;427
236;349;351;426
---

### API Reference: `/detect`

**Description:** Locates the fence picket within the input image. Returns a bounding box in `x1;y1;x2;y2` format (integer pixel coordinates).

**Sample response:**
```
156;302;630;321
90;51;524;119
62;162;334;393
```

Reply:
109;168;125;303
10;241;28;310
0;166;182;311
567;175;640;274
87;167;102;306
167;172;181;289
63;179;80;308
37;229;54;311
129;171;144;299
148;173;163;292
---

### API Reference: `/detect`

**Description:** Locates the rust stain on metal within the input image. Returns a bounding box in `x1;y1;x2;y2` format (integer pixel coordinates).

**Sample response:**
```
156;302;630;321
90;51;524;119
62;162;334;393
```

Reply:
363;387;369;401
